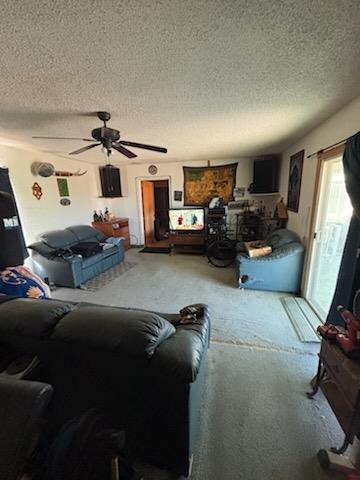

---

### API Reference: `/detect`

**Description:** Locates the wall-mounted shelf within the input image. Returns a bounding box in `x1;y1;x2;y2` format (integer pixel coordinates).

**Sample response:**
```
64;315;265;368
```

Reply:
248;192;281;197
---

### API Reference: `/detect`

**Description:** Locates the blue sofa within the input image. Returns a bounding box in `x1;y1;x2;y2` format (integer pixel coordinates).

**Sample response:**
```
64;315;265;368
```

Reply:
28;225;125;288
236;229;305;293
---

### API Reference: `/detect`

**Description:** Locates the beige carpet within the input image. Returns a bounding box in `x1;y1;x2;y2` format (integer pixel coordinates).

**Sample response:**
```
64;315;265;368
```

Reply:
52;250;343;479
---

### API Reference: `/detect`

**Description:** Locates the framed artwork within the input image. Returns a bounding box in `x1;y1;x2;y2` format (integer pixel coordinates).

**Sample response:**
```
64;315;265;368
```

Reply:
287;150;304;212
57;178;69;197
183;163;237;206
174;190;182;201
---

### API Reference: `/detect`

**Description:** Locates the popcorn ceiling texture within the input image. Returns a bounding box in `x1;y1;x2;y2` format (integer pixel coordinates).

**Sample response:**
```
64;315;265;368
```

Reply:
0;0;359;164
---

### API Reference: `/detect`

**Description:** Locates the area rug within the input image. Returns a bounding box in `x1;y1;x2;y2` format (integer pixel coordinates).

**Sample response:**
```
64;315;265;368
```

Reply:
139;247;171;254
81;261;137;292
281;296;321;343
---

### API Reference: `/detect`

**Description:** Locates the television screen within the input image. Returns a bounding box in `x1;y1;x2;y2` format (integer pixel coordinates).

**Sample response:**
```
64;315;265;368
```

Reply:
169;208;205;231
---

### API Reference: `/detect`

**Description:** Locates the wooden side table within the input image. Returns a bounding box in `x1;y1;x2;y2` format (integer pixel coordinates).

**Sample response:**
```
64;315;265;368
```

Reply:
308;337;360;454
92;218;131;251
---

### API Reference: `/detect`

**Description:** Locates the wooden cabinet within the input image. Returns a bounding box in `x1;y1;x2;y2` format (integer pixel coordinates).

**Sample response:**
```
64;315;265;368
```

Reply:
309;338;360;453
169;231;206;253
92;218;131;251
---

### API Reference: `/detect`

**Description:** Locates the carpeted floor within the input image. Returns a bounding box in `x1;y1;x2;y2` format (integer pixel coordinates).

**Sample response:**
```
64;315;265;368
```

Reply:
53;250;344;479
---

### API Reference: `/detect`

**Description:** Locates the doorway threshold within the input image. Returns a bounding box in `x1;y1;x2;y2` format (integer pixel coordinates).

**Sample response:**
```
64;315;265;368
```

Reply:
281;296;321;343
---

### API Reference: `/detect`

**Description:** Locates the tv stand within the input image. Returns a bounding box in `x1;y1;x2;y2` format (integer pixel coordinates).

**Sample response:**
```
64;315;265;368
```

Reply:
169;230;206;254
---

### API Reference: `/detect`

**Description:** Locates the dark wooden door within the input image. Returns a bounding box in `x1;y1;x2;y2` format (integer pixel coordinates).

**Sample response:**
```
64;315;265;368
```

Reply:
154;180;169;240
141;181;155;245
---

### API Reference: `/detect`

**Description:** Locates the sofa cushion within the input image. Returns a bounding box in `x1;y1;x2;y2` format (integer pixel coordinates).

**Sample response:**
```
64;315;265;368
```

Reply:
40;230;78;249
27;241;57;258
0;298;74;338
266;229;301;249
52;306;176;356
67;225;106;243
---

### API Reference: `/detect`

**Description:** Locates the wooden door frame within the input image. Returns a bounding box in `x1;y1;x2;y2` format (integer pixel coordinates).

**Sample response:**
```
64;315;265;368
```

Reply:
303;144;345;298
136;176;172;246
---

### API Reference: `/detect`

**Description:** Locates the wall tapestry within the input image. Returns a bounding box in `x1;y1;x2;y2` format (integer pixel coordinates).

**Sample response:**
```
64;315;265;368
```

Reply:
183;163;237;206
287;150;304;212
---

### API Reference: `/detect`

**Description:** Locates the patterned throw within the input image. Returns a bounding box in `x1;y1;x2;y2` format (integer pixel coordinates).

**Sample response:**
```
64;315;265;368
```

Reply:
0;266;51;299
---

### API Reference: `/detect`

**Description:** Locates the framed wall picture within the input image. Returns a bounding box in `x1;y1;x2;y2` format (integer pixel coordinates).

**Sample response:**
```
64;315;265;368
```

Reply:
287;150;304;212
57;178;70;197
174;190;182;201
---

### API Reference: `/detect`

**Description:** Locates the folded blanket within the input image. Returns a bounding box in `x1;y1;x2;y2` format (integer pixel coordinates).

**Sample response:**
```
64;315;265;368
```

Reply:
105;237;125;247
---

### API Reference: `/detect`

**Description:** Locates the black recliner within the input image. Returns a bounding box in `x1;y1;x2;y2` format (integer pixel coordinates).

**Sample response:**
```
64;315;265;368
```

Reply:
0;377;53;480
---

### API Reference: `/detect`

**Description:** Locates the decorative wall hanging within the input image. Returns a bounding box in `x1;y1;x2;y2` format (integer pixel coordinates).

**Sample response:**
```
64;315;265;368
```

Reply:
31;161;87;177
32;182;43;200
148;165;158;175
57;178;70;197
183;163;238;206
174;190;183;202
60;198;71;206
287;150;304;212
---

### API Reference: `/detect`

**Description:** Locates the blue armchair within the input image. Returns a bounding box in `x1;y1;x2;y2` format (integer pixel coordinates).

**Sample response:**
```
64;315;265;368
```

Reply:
236;229;305;293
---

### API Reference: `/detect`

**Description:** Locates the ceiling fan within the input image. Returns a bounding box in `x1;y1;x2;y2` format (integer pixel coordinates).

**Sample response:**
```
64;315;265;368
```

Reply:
32;111;167;159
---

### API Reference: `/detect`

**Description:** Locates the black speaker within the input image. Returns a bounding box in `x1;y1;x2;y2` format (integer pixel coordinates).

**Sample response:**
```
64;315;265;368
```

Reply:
251;156;279;193
99;166;122;197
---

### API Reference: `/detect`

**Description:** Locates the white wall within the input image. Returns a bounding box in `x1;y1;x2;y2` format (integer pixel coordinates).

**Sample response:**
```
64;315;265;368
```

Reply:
110;158;254;245
279;95;360;243
0;145;105;244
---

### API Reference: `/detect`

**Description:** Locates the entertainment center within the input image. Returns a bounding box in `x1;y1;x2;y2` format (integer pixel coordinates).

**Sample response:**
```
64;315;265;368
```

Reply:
169;230;206;253
168;208;206;253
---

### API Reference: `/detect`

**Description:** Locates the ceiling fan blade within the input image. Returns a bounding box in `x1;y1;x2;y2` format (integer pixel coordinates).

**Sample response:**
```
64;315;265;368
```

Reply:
33;136;94;141
120;141;167;154
69;143;101;155
113;143;137;158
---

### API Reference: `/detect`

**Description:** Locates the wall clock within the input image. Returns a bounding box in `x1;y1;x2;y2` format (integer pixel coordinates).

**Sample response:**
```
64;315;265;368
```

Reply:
148;165;158;175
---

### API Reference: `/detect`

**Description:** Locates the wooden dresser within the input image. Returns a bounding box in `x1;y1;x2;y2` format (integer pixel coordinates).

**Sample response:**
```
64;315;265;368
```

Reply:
92;218;131;250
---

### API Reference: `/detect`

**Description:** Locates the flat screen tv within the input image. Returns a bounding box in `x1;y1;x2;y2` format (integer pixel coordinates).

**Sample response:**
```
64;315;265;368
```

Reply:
169;208;205;231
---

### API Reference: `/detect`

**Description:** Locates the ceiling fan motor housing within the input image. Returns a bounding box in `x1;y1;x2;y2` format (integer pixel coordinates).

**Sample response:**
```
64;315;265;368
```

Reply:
91;127;120;149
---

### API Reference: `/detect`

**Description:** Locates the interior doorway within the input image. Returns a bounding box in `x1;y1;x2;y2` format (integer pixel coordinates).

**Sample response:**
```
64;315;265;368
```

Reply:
306;155;353;320
141;180;170;248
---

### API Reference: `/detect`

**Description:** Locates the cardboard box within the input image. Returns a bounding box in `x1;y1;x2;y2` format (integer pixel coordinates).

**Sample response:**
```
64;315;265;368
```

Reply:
244;241;272;258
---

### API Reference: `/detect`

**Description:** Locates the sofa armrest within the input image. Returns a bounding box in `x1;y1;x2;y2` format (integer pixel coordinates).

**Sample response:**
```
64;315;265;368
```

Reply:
30;252;83;288
0;378;53;480
149;304;210;382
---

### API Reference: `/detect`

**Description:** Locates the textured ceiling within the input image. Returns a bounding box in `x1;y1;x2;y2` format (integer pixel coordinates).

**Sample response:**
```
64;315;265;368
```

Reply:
0;0;359;165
